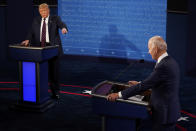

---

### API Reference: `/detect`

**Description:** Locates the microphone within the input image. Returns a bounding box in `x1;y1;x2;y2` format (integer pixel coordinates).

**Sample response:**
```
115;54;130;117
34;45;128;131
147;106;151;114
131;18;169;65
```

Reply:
113;59;144;81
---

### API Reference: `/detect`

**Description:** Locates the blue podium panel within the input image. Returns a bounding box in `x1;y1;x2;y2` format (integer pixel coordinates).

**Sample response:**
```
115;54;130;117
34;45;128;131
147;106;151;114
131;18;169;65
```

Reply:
23;62;36;102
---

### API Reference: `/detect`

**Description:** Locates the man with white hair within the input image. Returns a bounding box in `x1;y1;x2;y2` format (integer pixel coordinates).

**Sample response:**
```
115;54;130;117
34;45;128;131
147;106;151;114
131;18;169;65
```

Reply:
21;3;68;99
107;36;180;131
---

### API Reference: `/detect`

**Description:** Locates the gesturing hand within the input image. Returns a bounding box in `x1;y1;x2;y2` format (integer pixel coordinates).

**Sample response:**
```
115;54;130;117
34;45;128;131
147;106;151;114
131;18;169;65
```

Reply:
61;28;68;34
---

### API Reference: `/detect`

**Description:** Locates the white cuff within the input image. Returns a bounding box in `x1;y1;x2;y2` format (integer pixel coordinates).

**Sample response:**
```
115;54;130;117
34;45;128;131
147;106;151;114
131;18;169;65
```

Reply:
118;92;122;98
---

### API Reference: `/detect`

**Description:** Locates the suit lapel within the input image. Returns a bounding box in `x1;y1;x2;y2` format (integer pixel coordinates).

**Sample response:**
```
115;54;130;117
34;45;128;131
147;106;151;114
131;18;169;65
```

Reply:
48;16;52;42
38;17;42;40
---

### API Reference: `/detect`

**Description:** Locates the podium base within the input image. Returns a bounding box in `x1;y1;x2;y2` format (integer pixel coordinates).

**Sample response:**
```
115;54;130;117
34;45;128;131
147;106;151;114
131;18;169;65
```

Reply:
10;99;55;112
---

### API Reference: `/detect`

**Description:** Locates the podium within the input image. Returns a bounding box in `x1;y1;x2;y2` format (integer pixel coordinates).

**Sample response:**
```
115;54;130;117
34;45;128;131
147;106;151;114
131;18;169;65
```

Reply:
92;81;150;131
9;45;59;112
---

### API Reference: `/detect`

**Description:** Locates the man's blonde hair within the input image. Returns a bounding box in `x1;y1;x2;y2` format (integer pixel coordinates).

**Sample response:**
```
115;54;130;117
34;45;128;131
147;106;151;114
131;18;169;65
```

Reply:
39;3;49;9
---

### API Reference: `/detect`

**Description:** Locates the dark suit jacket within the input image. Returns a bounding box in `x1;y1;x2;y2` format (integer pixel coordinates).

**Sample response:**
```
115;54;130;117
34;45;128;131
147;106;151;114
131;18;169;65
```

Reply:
26;15;68;56
122;56;180;124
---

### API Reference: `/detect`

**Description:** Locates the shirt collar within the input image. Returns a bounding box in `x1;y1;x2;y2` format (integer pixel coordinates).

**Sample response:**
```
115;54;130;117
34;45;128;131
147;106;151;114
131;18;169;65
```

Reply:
42;16;49;21
157;52;168;64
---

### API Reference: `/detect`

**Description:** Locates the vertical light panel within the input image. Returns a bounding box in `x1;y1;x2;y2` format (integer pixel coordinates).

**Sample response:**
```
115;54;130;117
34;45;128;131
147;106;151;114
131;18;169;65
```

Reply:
23;62;36;102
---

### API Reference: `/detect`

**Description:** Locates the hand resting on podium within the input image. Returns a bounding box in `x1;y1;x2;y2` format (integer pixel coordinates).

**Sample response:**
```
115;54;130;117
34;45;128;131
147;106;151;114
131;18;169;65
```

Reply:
106;80;138;102
107;80;151;102
21;40;30;46
128;80;140;86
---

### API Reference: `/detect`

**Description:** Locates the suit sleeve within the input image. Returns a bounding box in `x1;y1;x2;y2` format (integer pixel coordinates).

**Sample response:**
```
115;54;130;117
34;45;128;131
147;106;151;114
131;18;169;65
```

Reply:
56;16;68;31
26;18;36;41
26;26;33;41
121;67;163;99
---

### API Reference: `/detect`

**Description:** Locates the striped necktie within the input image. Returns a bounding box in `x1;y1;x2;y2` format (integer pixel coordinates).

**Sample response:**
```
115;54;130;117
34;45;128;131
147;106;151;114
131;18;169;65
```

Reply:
41;18;46;47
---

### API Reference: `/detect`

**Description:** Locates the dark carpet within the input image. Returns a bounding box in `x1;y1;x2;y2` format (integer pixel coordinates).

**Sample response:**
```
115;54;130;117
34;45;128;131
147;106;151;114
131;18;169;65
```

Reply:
0;58;196;131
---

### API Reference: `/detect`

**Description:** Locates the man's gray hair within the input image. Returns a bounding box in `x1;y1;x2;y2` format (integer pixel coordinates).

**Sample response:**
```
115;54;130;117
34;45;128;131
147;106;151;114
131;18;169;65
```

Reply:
149;36;167;51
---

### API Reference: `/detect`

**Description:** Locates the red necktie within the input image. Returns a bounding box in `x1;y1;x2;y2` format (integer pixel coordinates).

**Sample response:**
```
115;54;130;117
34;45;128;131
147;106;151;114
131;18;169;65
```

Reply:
41;18;46;47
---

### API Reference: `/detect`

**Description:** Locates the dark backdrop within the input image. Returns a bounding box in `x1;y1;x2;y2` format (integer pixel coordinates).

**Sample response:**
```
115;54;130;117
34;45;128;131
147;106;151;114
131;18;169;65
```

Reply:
186;0;196;76
0;0;195;78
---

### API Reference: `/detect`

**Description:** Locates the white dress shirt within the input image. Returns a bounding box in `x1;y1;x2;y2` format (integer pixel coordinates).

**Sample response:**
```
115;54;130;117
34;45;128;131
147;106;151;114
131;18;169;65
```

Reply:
40;16;50;43
157;52;168;64
118;52;168;98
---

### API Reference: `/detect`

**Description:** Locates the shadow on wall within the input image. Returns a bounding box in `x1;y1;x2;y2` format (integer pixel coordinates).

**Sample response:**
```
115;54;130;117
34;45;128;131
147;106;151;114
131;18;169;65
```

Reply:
99;25;142;59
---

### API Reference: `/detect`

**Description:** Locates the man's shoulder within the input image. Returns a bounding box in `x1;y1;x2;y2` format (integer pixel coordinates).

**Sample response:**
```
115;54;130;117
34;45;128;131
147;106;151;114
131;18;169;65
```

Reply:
34;16;41;20
161;56;174;64
156;56;177;69
32;16;41;23
164;56;177;65
161;56;179;70
50;15;60;20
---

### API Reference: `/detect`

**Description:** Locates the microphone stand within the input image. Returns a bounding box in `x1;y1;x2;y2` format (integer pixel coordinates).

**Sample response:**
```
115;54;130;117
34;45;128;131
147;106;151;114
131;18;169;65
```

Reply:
113;59;144;81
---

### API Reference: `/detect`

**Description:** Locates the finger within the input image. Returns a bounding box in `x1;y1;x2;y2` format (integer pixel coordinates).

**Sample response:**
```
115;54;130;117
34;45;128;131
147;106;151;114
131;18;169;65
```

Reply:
109;96;113;101
107;96;110;101
106;95;110;100
25;43;29;46
110;97;114;102
108;95;113;101
111;97;116;102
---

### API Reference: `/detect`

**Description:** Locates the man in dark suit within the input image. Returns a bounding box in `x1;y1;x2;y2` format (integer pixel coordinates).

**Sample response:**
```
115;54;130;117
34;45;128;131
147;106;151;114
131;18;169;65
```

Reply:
107;36;180;131
21;3;68;99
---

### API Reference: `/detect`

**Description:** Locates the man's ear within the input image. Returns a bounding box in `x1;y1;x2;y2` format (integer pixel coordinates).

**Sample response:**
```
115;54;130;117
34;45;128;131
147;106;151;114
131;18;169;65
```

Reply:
154;46;158;54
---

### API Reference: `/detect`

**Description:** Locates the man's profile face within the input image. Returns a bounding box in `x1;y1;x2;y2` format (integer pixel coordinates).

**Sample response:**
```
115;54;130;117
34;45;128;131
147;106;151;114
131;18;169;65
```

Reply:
39;8;49;18
148;42;157;60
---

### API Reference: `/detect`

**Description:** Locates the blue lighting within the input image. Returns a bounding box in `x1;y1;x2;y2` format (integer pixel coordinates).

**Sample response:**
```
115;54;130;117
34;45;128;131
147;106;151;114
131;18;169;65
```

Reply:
59;0;167;61
23;62;36;102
